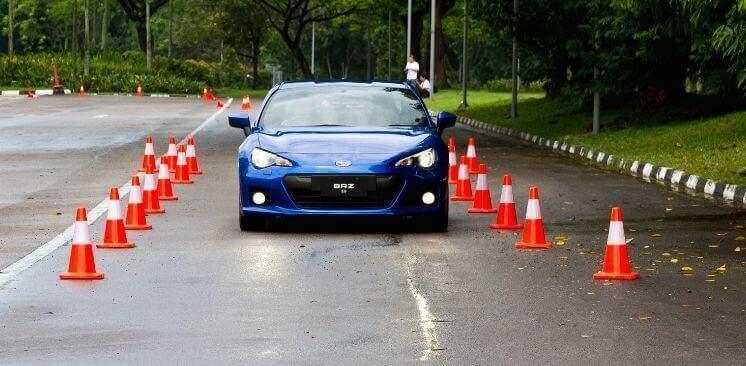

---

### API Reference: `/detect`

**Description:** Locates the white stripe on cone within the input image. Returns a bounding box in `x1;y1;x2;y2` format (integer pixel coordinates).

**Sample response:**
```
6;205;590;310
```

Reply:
466;145;476;158
448;152;456;166
158;163;170;179
129;184;143;204
186;144;196;158
106;198;123;220
144;142;154;155
177;151;187;166
144;172;157;191
607;221;626;246
458;163;469;180
167;143;177;157
72;221;91;244
525;199;542;220
500;185;514;203
476;173;488;190
136;171;146;185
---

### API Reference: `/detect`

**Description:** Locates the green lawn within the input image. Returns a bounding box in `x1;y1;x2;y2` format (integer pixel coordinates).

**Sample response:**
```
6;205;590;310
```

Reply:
428;89;746;185
215;87;269;101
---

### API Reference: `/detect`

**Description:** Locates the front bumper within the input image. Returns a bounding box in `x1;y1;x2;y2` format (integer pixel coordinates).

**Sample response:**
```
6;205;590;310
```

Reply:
238;163;447;218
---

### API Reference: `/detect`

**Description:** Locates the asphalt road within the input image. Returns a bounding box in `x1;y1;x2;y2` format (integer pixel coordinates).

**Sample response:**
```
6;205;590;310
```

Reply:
0;96;744;364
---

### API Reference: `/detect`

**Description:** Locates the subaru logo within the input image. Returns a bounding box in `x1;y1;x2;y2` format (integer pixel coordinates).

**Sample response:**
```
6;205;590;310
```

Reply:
335;160;352;167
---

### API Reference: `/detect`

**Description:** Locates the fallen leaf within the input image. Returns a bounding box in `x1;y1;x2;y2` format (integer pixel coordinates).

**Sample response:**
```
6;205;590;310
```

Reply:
651;234;662;238
665;208;673;212
643;245;650;249
716;233;727;236
735;236;745;241
681;304;695;308
716;264;727;272
517;267;525;271
638;316;652;320
736;247;741;252
670;258;679;263
555;235;568;241
681;266;694;272
705;279;716;283
708;244;719;248
662;252;671;256
581;334;592;338
626;238;634;244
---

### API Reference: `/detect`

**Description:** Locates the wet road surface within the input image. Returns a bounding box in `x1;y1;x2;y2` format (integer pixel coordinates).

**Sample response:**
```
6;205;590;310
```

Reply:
0;96;744;364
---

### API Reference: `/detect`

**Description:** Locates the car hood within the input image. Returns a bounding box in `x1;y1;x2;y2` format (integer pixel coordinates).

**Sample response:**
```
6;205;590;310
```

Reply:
257;127;433;154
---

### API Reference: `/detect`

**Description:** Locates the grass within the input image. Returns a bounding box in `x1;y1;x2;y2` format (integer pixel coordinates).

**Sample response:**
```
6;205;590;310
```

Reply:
428;89;746;185
215;87;269;101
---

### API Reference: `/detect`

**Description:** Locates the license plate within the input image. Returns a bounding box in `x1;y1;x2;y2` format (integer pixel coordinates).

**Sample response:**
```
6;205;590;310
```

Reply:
314;175;376;197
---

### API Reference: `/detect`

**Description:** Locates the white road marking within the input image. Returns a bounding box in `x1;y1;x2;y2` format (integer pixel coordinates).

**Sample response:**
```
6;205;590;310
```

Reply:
93;114;109;119
404;253;441;361
0;99;232;288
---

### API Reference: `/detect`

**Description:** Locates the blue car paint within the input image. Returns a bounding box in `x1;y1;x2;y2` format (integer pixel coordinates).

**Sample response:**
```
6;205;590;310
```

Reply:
234;81;449;219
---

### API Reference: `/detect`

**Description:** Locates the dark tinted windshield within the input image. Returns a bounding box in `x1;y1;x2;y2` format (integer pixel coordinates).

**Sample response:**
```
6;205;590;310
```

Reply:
260;85;429;129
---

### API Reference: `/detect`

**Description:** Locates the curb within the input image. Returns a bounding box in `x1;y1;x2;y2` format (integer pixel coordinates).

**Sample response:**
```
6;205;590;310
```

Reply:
0;90;200;98
433;111;745;208
1;89;71;96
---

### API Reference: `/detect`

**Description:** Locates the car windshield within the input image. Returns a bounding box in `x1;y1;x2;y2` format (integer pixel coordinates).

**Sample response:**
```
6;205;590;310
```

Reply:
260;85;429;129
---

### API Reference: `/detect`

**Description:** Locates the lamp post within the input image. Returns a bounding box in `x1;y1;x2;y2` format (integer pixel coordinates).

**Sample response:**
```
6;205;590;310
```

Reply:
429;0;435;100
459;0;469;109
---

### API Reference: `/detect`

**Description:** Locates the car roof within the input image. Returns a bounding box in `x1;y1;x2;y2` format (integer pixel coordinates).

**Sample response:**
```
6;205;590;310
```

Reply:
277;80;409;90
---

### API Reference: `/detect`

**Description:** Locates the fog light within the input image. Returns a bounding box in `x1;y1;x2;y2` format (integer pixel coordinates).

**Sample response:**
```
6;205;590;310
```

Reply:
422;192;436;205
252;192;266;205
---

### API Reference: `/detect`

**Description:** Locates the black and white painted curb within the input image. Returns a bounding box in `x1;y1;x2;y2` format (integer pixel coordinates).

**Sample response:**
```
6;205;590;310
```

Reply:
1;89;71;96
0;90;200;98
432;111;745;208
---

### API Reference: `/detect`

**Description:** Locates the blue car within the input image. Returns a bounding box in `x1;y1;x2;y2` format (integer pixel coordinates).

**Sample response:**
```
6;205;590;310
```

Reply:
228;81;456;231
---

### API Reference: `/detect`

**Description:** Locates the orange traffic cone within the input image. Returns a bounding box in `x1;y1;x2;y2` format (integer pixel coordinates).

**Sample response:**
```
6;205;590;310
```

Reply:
157;162;179;200
136;83;143;97
97;188;135;249
594;207;639;280
202;88;209;100
468;164;497;213
139;136;156;172
186;137;202;175
451;156;474;201
172;145;194;184
490;173;523;230
448;137;458;185
216;99;224;108
241;95;251;110
466;138;479;174
125;176;152;230
26;92;38;99
515;186;552;249
78;85;85;96
60;207;104;280
142;165;166;214
165;136;178;173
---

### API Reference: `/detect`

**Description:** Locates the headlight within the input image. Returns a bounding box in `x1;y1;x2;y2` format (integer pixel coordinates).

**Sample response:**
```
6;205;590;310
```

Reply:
251;148;292;169
395;148;436;168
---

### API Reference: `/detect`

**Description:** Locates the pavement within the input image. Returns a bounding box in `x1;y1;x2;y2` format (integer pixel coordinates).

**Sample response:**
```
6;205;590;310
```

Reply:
0;96;744;364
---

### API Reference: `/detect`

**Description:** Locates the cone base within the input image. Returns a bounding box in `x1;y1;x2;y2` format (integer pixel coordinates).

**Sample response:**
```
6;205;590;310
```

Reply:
159;195;179;201
125;223;152;230
138;167;146;172
468;207;498;213
593;271;639;280
189;170;203;175
144;208;166;214
490;223;523;230
451;196;475;201
468;170;479;175
172;179;194;184
96;242;136;249
448;180;457;185
60;272;104;280
515;241;553;249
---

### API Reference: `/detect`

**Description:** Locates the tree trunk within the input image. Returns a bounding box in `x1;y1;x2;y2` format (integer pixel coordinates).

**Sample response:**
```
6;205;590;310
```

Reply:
72;0;79;55
101;0;108;49
283;35;312;79
252;48;259;90
7;0;13;58
136;23;147;53
146;1;151;70
84;0;90;76
168;0;173;57
434;0;454;88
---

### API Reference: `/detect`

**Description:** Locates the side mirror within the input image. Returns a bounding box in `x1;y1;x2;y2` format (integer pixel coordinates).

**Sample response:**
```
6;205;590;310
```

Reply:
228;112;251;136
435;111;456;133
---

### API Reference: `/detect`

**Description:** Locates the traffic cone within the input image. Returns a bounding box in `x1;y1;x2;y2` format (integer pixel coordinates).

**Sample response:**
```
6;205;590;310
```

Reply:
97;188;135;249
172;145;194;184
490;173;523;230
202;88;209;100
78;85;85;96
451;156;474;201
468;164;497;213
125;176;152;230
157;162;179;200
26;92;38;99
136;83;143;97
466;137;479;174
60;207;104;280
594;207;639;280
142;165;166;214
515;186;552;249
165;136;178;173
186;137;202;175
448;137;458;185
241;95;251;110
139;136;156;172
216;99;224;108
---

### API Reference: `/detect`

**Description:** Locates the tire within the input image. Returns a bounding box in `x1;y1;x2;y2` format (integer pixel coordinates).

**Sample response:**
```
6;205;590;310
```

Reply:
419;211;449;232
239;214;267;231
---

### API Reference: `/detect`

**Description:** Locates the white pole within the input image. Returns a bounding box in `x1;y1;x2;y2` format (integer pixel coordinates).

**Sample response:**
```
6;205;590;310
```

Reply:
311;22;315;77
406;0;412;58
429;0;435;99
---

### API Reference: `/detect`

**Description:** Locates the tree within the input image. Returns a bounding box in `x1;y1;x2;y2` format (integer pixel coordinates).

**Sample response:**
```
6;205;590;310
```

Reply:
253;0;360;78
220;0;267;89
7;0;13;57
116;0;167;52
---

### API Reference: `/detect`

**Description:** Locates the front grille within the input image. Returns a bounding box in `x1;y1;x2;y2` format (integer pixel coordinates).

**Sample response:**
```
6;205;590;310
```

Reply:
284;175;402;209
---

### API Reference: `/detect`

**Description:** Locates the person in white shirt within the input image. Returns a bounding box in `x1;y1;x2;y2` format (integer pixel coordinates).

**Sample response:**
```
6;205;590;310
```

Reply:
418;74;432;97
404;55;420;89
